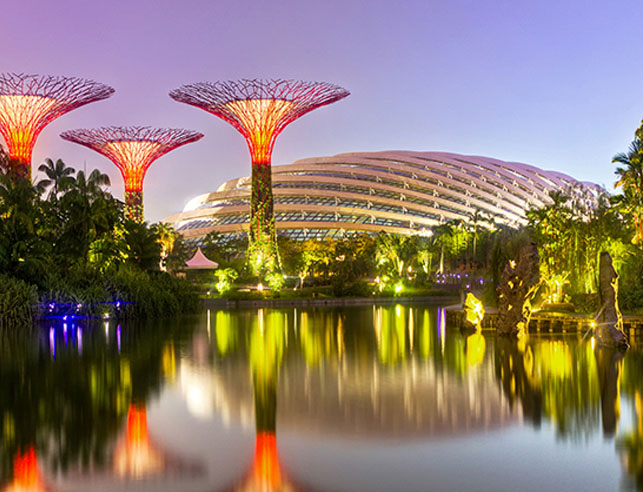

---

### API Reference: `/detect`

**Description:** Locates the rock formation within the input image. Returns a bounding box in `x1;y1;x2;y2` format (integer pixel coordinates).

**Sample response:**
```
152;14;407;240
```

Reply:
497;243;541;337
464;292;485;331
596;252;629;349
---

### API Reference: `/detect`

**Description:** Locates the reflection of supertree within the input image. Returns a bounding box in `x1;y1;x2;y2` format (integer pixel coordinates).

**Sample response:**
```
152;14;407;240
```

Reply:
61;127;203;222
170;79;349;277
113;405;163;479
237;310;292;491
2;447;55;492
113;403;202;480
0;73;114;179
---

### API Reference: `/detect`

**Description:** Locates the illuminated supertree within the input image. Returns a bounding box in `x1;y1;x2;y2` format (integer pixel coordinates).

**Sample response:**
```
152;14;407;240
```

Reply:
169;79;349;278
60;126;203;222
0;73;114;179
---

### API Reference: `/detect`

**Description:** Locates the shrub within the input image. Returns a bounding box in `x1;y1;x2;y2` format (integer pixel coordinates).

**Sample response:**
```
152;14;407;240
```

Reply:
0;274;37;328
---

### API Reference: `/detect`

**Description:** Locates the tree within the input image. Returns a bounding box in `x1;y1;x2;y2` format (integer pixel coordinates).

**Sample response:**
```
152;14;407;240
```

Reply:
0;173;50;281
55;167;119;266
613;123;643;246
375;232;417;280
153;222;179;271
433;221;468;273
123;220;162;271
37;158;76;201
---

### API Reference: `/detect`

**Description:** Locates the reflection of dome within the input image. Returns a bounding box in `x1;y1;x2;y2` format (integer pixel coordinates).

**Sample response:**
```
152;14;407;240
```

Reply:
166;151;602;243
204;354;517;439
179;359;254;428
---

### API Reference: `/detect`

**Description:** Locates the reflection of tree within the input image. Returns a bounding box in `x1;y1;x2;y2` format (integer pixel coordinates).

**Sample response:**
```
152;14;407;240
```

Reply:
0;319;193;485
374;306;407;365
617;347;643;490
495;337;602;439
495;338;543;426
618;392;643;491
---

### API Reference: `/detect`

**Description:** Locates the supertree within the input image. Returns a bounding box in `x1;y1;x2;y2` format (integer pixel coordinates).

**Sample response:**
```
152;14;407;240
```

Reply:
0;73;114;179
169;79;349;279
60;126;203;222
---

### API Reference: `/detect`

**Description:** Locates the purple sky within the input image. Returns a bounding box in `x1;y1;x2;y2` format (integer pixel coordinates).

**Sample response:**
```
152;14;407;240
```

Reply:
2;0;643;221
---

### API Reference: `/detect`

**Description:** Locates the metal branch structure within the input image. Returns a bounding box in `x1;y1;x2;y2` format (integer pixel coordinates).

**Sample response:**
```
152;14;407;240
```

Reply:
61;126;203;222
0;73;114;179
169;79;349;278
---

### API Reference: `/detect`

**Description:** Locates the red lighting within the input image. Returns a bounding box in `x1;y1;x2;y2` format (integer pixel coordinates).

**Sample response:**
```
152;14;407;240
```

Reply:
61;126;203;222
113;404;164;479
0;73;114;178
170;79;349;166
3;447;47;492
253;432;282;487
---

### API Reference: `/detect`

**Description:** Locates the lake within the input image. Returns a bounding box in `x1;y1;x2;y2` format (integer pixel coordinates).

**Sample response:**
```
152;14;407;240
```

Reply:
1;305;641;491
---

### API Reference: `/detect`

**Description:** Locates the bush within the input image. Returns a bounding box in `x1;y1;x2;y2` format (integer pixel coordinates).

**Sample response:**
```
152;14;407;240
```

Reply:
36;265;199;322
621;286;643;313
0;274;37;328
331;279;372;297
569;293;600;314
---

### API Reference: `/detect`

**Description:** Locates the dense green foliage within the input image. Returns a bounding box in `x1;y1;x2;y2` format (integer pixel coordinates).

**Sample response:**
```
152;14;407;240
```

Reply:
0;153;197;325
0;275;37;328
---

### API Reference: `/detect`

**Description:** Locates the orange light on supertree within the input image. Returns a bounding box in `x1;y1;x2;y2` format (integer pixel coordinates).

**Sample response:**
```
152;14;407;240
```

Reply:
169;79;349;278
0;73;114;179
60;126;203;222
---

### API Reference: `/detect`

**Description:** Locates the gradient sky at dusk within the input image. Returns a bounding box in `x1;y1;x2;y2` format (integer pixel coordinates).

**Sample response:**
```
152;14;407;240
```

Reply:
2;0;642;221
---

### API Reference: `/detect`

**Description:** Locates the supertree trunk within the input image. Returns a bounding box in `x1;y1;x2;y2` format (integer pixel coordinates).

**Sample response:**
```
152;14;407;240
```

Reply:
125;190;144;223
248;159;279;276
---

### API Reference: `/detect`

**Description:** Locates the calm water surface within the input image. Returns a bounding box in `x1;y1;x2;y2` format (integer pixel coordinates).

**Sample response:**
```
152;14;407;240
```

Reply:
1;306;642;491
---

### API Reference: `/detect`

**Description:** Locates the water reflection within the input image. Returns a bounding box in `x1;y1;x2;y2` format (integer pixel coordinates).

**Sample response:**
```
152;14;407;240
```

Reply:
2;447;54;492
0;318;197;489
1;308;643;491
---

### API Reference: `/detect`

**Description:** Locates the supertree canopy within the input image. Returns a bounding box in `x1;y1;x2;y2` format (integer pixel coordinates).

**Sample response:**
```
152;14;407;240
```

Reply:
60;126;203;222
169;79;349;279
0;73;114;179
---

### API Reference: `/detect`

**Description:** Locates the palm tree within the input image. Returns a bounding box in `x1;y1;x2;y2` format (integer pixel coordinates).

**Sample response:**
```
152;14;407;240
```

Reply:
613;125;643;245
55;168;116;265
153;222;179;271
37;158;76;200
